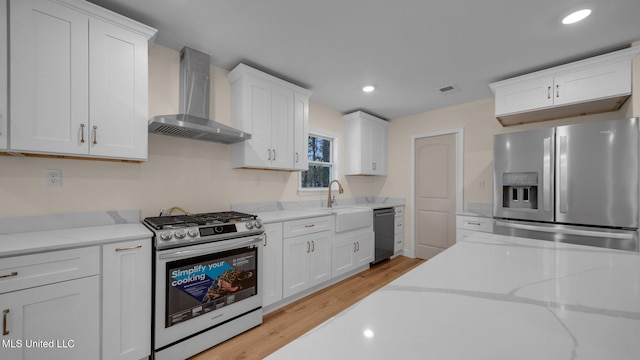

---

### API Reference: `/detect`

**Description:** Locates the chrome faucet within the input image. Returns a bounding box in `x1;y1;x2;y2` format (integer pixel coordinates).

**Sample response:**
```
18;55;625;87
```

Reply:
327;179;344;208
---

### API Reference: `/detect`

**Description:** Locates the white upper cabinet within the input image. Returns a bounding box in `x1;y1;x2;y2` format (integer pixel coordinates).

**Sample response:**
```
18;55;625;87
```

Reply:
344;111;388;176
9;0;156;160
228;63;312;171
0;0;6;150
490;46;640;126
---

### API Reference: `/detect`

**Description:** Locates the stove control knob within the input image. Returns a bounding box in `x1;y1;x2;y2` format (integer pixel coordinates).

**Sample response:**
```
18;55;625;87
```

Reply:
160;231;173;241
254;220;263;229
246;221;255;230
188;228;199;237
175;229;187;239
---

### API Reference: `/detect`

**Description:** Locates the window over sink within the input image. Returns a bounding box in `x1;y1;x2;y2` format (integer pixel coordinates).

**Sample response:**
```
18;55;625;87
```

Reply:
298;130;339;194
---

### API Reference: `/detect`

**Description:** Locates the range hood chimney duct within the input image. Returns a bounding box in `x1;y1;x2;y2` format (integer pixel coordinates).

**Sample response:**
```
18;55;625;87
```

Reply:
148;46;250;144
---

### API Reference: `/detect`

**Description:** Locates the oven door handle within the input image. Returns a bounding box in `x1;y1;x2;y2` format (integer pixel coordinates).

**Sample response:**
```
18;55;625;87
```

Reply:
159;236;263;260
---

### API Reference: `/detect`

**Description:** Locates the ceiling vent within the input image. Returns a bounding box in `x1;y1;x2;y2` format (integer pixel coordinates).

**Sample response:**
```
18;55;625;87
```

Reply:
439;84;460;94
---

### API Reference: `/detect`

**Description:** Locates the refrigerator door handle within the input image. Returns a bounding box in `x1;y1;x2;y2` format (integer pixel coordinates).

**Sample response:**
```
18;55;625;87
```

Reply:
495;221;634;240
558;135;569;213
543;137;552;212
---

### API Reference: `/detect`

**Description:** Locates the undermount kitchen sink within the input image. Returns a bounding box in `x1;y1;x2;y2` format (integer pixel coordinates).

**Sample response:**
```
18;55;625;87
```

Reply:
323;207;373;233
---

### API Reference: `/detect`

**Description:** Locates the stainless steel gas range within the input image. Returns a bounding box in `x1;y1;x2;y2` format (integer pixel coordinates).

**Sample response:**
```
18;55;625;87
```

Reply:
143;211;265;360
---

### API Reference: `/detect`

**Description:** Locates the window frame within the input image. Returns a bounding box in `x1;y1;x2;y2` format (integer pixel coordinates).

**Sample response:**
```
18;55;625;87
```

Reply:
298;129;340;195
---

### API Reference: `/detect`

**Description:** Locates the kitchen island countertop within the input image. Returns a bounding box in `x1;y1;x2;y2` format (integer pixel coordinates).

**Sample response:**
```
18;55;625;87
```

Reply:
266;232;640;359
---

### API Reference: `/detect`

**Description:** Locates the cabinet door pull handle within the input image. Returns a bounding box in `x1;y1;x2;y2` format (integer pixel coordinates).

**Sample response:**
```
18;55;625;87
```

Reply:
306;241;310;253
263;233;268;247
353;243;357;252
273;149;276;161
556;84;560;98
80;124;86;143
311;240;315;252
268;149;272;161
0;272;17;279
3;309;9;336
547;86;551;99
467;221;481;226
356;241;359;251
304;224;315;228
115;244;142;252
92;125;98;145
295;152;299;163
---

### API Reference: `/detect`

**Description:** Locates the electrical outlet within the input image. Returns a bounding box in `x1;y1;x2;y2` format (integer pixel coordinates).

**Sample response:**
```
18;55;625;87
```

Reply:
45;169;62;187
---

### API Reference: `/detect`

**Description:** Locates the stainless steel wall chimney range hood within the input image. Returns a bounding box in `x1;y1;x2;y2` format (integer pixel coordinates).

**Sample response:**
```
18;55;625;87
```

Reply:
148;47;250;144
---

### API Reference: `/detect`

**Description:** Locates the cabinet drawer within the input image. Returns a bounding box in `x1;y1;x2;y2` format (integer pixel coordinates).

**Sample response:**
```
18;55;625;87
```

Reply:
0;246;100;294
394;216;404;235
456;216;493;233
283;216;332;238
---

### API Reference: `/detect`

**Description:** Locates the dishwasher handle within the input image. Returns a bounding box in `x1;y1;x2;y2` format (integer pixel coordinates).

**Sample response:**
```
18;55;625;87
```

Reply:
374;207;395;216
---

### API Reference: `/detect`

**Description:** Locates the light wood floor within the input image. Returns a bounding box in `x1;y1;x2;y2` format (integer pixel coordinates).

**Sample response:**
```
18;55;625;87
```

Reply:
190;256;425;360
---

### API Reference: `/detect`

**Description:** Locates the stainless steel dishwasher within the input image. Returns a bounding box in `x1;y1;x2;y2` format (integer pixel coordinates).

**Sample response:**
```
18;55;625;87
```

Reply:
372;207;395;264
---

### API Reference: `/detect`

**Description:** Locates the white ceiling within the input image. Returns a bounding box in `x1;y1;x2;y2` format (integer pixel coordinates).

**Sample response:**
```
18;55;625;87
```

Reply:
88;0;640;120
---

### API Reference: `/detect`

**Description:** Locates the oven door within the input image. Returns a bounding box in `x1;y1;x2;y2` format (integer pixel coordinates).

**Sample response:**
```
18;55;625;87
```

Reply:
154;235;263;350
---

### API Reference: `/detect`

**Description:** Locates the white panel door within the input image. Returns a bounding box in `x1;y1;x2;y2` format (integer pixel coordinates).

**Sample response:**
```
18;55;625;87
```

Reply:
414;134;457;260
0;277;100;360
10;0;88;154
243;76;272;168
283;235;310;298
353;231;374;267
102;239;151;360
293;93;309;170
494;76;554;116
270;84;294;169
89;18;148;160
331;234;357;278
307;231;331;287
554;60;631;106
263;223;283;307
370;120;387;175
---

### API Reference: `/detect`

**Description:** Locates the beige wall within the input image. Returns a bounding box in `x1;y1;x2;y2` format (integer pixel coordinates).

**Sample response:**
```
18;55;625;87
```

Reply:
0;42;636;259
0;45;383;218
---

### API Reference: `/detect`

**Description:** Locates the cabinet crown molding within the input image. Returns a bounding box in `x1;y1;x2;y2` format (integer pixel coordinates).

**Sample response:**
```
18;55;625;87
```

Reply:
342;111;389;125
52;0;157;45
227;63;313;97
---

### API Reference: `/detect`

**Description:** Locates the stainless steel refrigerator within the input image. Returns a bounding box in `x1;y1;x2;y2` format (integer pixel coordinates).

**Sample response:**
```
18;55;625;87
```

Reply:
493;118;639;251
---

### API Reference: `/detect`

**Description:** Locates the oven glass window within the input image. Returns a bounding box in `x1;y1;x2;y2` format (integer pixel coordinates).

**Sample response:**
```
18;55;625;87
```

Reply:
165;246;258;328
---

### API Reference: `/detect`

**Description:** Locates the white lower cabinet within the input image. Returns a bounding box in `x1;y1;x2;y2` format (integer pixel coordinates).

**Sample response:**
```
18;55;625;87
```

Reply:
455;215;493;242
282;217;332;298
0;247;101;360
262;223;284;307
102;238;151;360
332;228;374;278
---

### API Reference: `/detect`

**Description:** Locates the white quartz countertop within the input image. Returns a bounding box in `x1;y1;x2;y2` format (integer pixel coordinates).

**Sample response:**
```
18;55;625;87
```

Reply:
255;209;334;224
0;223;152;258
266;232;640;360
255;203;402;224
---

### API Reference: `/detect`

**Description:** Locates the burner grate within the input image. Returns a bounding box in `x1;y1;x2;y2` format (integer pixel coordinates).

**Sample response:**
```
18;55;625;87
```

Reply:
144;211;257;230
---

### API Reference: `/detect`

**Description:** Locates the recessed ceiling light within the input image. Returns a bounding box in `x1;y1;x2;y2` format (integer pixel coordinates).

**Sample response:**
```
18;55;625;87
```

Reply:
562;9;592;24
362;85;375;93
